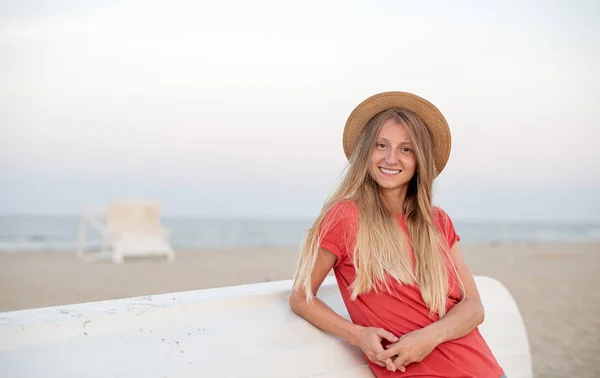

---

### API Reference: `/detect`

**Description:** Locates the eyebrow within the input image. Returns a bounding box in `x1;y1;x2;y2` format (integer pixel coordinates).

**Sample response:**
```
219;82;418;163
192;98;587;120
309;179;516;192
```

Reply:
377;137;413;145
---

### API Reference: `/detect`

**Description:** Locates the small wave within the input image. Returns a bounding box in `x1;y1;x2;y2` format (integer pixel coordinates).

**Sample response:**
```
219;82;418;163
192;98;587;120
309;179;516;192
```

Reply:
0;241;103;253
529;227;600;243
582;227;600;241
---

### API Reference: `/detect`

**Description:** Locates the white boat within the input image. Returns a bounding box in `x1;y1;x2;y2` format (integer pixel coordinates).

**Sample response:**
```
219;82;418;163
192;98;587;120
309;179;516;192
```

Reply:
0;276;532;377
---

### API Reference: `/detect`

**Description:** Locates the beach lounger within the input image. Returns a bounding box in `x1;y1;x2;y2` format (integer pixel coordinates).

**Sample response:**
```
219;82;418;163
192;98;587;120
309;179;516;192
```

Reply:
76;200;175;263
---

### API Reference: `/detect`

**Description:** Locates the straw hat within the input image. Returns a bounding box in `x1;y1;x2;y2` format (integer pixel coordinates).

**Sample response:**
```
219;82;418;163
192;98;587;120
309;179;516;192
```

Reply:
342;91;452;176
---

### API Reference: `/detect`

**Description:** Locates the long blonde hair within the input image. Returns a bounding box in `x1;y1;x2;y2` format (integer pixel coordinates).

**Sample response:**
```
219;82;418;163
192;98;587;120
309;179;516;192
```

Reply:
293;108;462;318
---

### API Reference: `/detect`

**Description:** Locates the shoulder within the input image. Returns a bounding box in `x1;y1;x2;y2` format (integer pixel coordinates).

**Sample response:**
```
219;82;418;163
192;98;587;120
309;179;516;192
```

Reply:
327;199;359;217
319;199;360;236
432;206;460;247
318;199;360;263
432;206;451;222
432;206;455;231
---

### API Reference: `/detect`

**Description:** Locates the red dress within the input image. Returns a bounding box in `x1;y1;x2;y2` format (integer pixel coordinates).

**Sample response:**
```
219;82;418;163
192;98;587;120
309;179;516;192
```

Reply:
319;200;505;378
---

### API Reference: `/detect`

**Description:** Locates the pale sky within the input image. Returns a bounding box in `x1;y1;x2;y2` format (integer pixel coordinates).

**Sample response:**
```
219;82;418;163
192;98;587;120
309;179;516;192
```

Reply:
1;0;599;221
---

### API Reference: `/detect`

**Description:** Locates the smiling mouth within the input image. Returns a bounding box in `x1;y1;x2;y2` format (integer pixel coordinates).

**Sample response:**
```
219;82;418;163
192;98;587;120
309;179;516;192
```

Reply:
379;167;401;175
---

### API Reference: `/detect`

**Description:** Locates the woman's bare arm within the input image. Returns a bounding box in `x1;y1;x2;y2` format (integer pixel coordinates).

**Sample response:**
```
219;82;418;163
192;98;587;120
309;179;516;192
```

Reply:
289;247;398;371
289;247;363;344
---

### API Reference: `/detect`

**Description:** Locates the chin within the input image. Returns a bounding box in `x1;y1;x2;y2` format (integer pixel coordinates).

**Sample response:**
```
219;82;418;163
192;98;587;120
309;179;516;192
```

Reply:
374;176;410;190
379;183;406;191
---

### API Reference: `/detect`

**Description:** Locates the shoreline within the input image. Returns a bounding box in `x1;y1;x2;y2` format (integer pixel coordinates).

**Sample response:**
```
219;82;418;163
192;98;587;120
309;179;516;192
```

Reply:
1;238;598;253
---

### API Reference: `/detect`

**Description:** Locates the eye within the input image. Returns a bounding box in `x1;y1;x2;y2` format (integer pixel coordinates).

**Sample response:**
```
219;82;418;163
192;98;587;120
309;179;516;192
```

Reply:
400;147;413;154
376;142;387;150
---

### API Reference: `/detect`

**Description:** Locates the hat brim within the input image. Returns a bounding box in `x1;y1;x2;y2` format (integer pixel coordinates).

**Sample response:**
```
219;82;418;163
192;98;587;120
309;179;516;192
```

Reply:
342;91;451;176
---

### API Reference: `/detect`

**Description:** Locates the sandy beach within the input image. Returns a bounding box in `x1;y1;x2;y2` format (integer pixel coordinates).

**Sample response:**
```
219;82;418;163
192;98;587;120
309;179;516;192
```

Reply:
1;242;599;377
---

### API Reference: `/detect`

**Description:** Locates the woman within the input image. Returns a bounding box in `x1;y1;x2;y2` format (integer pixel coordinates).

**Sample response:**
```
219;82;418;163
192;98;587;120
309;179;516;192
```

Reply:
289;92;505;377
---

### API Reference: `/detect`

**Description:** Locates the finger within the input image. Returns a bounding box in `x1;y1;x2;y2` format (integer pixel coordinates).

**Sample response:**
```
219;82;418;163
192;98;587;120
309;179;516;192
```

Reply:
371;342;396;372
373;357;395;372
392;356;407;373
372;340;384;354
376;328;399;343
380;355;396;372
385;358;396;372
369;358;386;368
394;354;410;372
377;346;397;361
368;355;393;370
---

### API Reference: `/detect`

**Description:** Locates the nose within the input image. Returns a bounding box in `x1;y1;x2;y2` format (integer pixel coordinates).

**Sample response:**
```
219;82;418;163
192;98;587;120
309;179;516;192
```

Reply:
385;148;399;165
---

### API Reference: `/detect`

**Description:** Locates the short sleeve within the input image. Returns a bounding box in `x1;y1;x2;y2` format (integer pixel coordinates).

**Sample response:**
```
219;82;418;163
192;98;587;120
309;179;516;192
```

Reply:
318;201;358;267
434;207;460;248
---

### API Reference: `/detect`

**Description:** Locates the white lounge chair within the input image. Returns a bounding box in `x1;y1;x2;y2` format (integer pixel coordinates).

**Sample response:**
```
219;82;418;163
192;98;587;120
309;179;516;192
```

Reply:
0;276;532;377
76;200;175;263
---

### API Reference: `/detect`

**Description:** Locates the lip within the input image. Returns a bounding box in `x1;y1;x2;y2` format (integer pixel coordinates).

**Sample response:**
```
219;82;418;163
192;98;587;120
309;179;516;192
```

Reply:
378;167;402;175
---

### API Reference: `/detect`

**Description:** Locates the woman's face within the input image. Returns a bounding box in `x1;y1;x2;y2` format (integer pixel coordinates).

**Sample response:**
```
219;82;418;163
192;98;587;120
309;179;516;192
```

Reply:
369;118;417;192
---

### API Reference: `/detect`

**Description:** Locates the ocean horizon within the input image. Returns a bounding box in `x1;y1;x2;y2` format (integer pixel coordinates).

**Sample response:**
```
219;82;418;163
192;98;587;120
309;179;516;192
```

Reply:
0;214;599;253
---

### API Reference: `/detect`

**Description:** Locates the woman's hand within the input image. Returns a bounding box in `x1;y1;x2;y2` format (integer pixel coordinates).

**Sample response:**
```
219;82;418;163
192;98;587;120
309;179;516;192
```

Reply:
376;328;439;372
354;326;400;372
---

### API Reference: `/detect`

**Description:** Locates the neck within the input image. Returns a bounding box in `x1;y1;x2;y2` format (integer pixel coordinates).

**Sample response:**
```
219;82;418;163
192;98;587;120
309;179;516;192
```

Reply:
379;185;409;215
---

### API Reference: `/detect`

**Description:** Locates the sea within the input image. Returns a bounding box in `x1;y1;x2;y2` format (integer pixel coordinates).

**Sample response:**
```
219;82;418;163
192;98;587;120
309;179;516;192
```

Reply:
0;215;599;253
